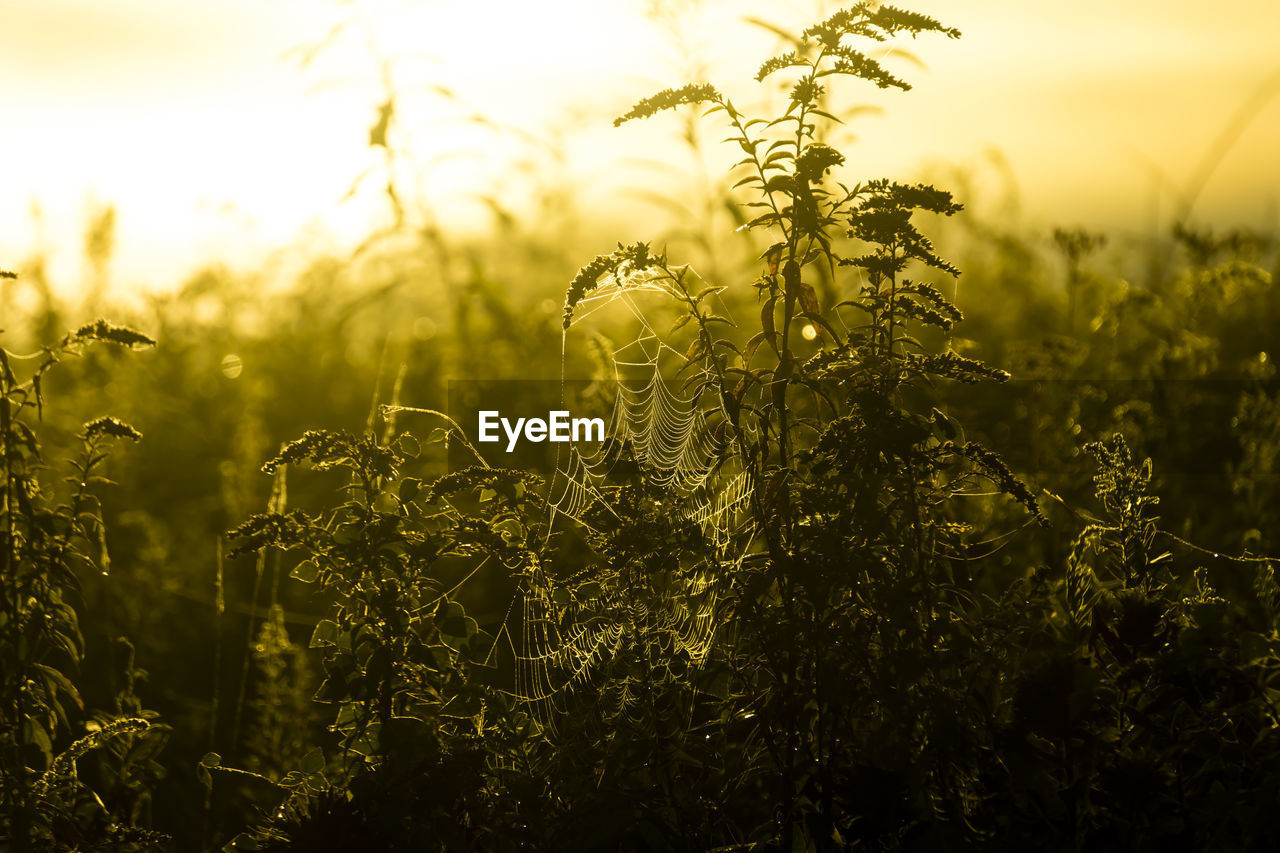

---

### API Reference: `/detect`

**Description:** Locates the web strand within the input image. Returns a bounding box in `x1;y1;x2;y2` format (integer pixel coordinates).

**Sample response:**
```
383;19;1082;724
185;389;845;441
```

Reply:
508;272;757;732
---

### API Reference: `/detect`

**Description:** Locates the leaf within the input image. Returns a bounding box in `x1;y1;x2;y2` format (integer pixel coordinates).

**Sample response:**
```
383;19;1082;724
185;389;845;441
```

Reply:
929;406;963;443
197;752;220;794
399;478;422;503
761;242;785;276
440;694;481;719
300;747;325;774
291;559;320;583
772;350;794;411
694;285;727;303
764;149;796;167
428;645;453;671
24;718;53;763
439;608;479;651
782;260;802;303
35;663;82;712
739;212;781;231
396;433;420;458
761;296;779;356
494;517;523;545
350;722;382;757
332;524;361;545
310;619;340;648
798;282;821;317
314;676;348;703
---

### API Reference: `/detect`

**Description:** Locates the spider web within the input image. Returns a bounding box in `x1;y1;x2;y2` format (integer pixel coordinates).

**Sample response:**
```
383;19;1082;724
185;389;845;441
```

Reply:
507;267;757;730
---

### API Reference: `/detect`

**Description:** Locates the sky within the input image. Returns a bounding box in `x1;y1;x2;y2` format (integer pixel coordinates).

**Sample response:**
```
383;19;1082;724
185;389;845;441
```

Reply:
2;0;1279;294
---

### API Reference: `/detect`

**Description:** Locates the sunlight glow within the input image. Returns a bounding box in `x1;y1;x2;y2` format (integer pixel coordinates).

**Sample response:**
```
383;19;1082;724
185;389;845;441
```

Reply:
2;0;1277;293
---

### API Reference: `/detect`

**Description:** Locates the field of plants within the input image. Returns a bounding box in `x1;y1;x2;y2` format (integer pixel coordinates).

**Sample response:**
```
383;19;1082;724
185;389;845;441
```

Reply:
4;4;1280;851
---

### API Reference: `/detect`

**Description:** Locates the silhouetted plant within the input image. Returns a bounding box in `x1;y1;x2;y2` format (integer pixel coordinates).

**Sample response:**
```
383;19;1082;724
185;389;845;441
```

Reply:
222;425;548;849
1;298;167;851
202;5;1280;851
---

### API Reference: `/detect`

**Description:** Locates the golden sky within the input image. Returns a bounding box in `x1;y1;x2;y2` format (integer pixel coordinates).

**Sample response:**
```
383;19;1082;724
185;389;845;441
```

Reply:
3;0;1278;293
